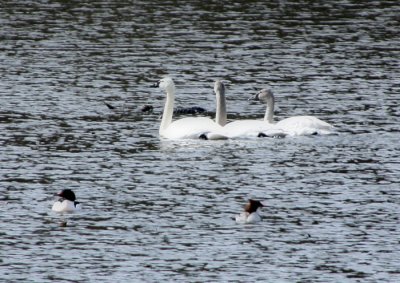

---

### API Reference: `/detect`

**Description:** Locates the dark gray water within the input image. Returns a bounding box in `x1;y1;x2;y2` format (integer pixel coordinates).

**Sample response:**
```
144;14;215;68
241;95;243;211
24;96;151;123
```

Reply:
1;0;399;282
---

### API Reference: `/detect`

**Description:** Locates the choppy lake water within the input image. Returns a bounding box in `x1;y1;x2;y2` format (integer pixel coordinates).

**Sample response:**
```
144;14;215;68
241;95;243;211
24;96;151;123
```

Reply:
1;0;399;282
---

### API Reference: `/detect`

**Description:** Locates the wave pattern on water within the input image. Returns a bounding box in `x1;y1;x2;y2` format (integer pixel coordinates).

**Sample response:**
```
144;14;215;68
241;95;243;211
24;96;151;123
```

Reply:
1;1;400;282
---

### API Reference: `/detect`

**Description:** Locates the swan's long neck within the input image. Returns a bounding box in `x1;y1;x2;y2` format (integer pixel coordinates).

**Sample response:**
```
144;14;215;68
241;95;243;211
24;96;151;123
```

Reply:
215;88;227;126
160;87;175;134
264;94;274;123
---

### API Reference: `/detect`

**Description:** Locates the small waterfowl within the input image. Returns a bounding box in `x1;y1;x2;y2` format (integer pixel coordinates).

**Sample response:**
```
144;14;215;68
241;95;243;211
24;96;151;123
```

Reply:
52;189;81;213
235;199;264;224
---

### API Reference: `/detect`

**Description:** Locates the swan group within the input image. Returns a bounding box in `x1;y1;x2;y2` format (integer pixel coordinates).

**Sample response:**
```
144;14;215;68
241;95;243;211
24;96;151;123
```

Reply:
153;77;227;140
154;77;334;140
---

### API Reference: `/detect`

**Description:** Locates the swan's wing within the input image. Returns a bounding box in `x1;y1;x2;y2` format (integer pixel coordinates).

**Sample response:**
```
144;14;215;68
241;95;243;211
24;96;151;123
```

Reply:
277;116;334;136
223;120;286;139
258;127;287;138
162;117;227;140
223;120;264;138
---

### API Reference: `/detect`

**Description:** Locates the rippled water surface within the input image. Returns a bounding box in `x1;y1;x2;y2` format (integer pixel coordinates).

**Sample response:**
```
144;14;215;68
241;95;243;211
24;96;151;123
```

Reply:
1;0;400;282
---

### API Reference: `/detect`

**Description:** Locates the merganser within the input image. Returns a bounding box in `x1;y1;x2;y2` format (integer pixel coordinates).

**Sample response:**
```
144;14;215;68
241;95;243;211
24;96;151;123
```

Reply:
52;189;81;213
235;199;264;224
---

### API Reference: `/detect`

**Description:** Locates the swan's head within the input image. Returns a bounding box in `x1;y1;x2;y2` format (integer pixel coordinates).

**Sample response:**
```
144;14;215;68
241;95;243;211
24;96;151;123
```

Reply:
214;80;225;95
244;199;264;213
154;77;175;93
252;89;274;104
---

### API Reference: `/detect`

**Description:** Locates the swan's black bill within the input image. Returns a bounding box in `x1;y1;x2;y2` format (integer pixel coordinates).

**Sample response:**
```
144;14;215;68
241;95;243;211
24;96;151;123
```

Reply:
249;93;260;101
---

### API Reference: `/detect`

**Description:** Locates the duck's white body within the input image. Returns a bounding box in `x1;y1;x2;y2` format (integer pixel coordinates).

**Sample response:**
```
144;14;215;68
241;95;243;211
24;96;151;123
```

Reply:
156;77;227;140
52;199;81;213
235;211;262;224
52;189;81;213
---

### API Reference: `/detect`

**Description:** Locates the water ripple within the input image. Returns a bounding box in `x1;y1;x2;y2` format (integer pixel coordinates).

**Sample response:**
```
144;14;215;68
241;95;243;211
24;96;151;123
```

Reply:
1;0;400;282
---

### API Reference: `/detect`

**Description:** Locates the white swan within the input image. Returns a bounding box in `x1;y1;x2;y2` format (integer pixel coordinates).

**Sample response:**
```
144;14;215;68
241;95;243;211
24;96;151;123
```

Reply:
213;80;286;138
155;77;227;140
253;89;335;136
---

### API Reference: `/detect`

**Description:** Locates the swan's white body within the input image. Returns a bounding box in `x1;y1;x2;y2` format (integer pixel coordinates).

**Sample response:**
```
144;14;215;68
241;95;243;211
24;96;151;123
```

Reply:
222;120;286;138
52;199;81;213
156;77;227;140
254;89;335;136
161;117;227;140
276;116;334;136
213;81;287;138
235;211;262;224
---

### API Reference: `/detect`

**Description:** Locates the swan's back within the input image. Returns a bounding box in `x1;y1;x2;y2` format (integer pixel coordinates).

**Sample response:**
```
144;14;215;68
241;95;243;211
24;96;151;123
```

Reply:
162;117;226;140
223;120;285;138
276;115;334;136
223;120;266;138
